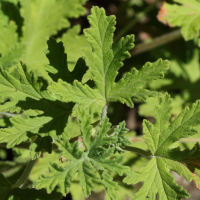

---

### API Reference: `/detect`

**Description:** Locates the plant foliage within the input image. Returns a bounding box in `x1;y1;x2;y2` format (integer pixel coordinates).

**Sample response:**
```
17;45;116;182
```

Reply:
1;2;200;200
0;0;88;74
49;7;170;114
124;93;200;199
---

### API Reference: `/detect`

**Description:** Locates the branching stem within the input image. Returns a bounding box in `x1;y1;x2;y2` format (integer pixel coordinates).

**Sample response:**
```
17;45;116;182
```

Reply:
130;29;182;56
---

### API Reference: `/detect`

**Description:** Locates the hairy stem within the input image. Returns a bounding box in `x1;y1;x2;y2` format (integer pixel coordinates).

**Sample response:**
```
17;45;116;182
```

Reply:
12;159;37;188
114;0;160;42
122;146;152;157
0;112;22;117
101;104;108;122
130;29;182;56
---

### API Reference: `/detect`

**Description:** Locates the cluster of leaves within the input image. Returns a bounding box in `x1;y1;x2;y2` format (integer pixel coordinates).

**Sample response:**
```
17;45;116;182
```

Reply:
1;3;200;200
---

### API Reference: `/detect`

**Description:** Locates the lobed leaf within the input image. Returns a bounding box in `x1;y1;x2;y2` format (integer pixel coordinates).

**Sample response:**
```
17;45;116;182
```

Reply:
44;38;88;83
0;62;73;158
124;93;200;199
0;0;88;76
49;6;170;113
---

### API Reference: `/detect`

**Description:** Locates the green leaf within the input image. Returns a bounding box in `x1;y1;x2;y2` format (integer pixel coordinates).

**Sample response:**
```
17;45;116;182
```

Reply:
0;117;47;148
0;43;25;68
161;0;200;45
19;0;87;72
34;111;130;199
0;9;18;56
0;62;73;158
124;93;200;199
49;6;170;113
0;172;62;200
0;0;88;77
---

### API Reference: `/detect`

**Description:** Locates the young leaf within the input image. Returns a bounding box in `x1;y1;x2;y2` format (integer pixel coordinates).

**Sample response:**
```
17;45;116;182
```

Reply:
49;6;170;113
34;111;130;199
0;172;62;200
158;0;200;46
113;121;131;153
124;93;200;199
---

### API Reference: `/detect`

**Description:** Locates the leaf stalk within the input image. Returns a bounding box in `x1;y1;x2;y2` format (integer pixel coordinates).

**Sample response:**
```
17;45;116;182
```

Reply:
122;146;152;157
12;159;37;188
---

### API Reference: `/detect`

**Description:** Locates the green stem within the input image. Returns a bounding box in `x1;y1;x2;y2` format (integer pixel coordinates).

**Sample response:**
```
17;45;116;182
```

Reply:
122;146;152;157
114;0;160;42
101;104;108;122
130;29;182;56
12;159;37;188
0;112;21;117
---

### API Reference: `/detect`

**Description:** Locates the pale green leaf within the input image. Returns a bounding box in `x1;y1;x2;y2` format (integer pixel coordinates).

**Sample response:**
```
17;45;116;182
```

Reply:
0;117;48;148
0;0;88;77
0;43;25;68
19;0;87;72
113;121;131;153
124;93;200;199
0;11;18;56
49;79;105;113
